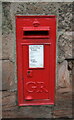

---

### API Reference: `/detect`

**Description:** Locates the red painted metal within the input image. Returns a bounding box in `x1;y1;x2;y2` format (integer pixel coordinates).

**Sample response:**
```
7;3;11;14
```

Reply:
16;15;56;106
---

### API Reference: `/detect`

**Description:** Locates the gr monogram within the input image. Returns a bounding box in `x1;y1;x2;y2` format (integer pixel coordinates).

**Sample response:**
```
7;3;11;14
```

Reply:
26;82;48;93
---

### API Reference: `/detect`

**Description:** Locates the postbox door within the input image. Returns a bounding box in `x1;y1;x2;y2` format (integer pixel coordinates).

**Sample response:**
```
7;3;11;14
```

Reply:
22;44;51;101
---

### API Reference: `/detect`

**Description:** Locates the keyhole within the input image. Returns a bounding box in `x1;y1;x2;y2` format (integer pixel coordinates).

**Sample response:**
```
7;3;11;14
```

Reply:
27;71;30;74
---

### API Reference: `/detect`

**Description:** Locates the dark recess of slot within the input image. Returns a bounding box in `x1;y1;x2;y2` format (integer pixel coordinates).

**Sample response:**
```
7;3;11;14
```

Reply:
24;31;49;36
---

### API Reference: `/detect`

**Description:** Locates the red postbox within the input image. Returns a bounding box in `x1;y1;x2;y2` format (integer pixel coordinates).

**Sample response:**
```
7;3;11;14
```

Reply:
16;15;56;106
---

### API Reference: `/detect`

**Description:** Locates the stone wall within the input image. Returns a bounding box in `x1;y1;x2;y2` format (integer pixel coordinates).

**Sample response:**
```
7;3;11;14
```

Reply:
2;2;73;91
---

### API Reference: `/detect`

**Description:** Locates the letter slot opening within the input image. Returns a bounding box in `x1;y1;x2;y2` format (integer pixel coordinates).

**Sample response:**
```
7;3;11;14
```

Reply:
24;31;49;36
23;30;49;39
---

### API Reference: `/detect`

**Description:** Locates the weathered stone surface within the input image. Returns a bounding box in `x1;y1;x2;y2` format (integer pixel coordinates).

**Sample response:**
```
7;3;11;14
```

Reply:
58;2;72;31
0;91;2;119
2;91;52;118
57;87;72;93
2;2;12;35
25;2;57;15
68;61;73;70
72;62;74;93
2;34;10;60
0;60;2;91
12;3;26;15
58;32;72;62
72;32;74;58
10;2;57;15
2;33;15;62
68;60;73;83
2;3;15;61
58;60;71;88
0;36;2;60
2;60;16;90
2;89;72;118
0;2;2;60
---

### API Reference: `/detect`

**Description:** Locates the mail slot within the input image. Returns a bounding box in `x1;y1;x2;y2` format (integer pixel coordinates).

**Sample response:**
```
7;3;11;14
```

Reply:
16;15;56;106
23;27;50;39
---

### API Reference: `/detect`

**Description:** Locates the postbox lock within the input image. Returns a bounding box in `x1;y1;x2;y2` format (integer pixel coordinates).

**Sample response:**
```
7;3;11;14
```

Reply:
27;71;30;74
27;70;32;77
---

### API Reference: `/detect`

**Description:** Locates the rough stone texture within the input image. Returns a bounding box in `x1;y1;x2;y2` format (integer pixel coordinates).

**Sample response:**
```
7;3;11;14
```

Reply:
2;2;12;35
2;2;14;62
72;32;74;58
0;60;2;91
73;61;74;94
58;32;72;62
2;60;16;90
2;34;10;60
53;90;72;118
25;2;57;15
58;60;71;88
2;91;52;118
58;2;72;31
0;91;2;119
0;37;2;60
57;2;73;63
0;2;2;60
2;89;72;118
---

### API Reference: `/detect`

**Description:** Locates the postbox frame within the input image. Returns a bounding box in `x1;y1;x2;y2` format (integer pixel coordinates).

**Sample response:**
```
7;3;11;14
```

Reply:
16;15;56;106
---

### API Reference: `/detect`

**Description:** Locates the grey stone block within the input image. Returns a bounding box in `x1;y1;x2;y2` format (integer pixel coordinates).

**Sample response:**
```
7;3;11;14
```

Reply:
58;32;72;62
57;60;71;88
2;60;16;90
57;2;72;31
25;2;57;15
0;60;2;91
2;33;15;62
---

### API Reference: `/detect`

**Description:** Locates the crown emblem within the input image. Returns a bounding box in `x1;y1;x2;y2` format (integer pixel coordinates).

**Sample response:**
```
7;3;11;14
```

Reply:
33;19;40;27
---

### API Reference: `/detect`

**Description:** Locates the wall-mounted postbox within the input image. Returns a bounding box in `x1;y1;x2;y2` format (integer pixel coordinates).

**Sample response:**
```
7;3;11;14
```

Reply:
16;15;56;106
